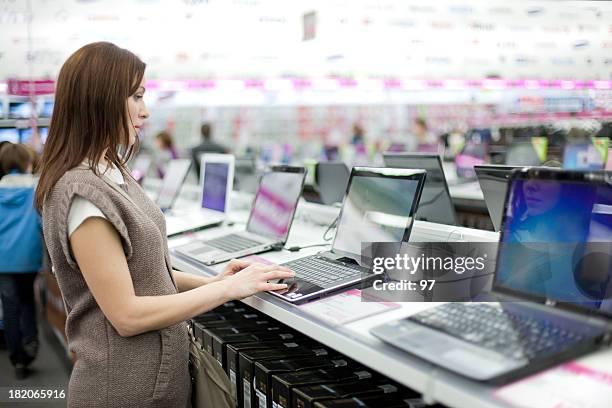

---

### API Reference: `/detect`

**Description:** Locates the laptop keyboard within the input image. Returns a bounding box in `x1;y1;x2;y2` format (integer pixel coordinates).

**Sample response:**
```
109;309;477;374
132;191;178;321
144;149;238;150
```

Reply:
283;256;361;287
409;303;586;361
204;233;264;253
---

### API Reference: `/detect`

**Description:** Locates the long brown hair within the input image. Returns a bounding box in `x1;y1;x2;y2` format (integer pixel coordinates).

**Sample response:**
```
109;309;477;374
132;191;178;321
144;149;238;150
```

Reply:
35;42;145;210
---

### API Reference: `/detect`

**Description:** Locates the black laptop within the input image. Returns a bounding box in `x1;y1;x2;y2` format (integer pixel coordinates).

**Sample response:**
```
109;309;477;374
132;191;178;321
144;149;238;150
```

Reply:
474;165;523;231
270;166;427;304
384;153;457;225
371;168;612;383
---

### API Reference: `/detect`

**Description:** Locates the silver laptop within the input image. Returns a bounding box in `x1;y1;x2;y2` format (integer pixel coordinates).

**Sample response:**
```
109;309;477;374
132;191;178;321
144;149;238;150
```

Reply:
175;165;306;265
165;154;234;237
371;168;612;384
474;164;523;231
271;167;427;304
156;159;192;211
384;153;457;226
130;154;152;185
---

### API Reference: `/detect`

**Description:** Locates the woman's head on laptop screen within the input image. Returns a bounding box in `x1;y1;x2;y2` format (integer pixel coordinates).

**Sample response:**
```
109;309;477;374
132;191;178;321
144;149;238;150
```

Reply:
496;170;612;314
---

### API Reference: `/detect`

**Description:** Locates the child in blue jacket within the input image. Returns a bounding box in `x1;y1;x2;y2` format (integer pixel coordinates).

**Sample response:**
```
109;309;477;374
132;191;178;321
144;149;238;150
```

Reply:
0;143;42;380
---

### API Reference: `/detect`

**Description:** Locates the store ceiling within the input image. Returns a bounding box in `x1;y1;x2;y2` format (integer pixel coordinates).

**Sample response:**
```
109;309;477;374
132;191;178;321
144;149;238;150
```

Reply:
1;0;611;81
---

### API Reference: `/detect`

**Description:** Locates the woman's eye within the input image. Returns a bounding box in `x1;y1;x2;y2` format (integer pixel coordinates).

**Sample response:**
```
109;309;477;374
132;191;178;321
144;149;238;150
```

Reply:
134;94;143;100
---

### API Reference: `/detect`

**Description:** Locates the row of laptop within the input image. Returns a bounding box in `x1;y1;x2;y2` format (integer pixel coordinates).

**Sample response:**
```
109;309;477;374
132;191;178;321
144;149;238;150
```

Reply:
133;152;612;386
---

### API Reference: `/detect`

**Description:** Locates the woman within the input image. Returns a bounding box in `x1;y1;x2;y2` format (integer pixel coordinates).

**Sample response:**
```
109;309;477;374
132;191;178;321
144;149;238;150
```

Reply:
35;42;293;408
0;143;42;380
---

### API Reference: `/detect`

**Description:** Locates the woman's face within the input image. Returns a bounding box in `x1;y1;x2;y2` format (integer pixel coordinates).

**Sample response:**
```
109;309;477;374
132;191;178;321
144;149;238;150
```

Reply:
126;78;149;147
522;179;561;216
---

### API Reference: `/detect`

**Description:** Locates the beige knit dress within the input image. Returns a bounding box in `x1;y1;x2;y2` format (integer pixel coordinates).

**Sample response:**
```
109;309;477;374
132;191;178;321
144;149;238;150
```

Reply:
42;167;189;408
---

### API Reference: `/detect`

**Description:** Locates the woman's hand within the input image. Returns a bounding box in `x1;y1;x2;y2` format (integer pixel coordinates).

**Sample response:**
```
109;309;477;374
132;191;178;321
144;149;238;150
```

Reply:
222;263;295;300
214;259;253;282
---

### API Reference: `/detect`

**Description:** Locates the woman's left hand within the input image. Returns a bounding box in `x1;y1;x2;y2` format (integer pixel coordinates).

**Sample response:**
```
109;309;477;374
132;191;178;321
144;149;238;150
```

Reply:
215;259;253;282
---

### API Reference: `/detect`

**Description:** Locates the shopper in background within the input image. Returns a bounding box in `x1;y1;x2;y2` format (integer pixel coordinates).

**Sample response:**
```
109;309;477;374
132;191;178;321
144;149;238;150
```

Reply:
153;130;179;178
191;122;227;176
350;123;365;145
0;143;42;380
34;42;292;408
412;117;439;150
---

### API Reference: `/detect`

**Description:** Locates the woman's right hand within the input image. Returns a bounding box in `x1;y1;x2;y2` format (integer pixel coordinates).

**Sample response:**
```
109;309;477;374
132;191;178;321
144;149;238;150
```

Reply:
222;262;295;300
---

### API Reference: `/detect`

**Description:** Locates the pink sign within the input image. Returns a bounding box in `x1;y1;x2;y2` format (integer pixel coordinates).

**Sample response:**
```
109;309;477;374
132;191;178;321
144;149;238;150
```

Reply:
7;79;55;96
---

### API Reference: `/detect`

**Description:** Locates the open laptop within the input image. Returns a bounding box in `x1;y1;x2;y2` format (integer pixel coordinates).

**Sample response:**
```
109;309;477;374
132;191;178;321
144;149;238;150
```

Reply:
563;138;609;170
156;158;192;211
384;153;456;226
454;141;488;181
271;167;427;304
474;165;523;231
505;137;548;166
165;154;234;237
174;165;306;265
130;154;152;185
371;168;612;384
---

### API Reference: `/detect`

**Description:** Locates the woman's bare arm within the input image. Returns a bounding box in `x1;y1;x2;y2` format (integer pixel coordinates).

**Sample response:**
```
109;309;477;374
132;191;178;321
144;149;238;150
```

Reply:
70;217;293;337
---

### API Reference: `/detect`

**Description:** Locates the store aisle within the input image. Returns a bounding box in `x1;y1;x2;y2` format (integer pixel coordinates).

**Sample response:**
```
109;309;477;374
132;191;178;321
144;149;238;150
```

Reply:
0;322;71;407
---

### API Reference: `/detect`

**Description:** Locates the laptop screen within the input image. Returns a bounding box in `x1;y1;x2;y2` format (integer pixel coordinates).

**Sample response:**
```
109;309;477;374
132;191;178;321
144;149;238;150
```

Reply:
156;159;191;210
9;101;33;119
563;139;609;170
495;170;612;317
455;141;487;179
131;155;152;184
475;165;521;231
246;167;305;241
333;168;425;259
201;162;229;212
384;154;456;225
0;128;19;143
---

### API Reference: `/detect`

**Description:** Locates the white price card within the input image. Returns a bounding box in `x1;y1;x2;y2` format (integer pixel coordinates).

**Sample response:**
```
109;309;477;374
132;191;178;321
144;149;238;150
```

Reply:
299;289;400;325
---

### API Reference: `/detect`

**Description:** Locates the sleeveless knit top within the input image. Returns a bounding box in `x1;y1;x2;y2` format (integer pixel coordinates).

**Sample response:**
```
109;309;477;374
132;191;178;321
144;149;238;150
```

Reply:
42;167;189;408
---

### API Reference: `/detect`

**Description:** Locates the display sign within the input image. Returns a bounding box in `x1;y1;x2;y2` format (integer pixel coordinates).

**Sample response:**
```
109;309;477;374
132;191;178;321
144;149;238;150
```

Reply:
7;79;55;96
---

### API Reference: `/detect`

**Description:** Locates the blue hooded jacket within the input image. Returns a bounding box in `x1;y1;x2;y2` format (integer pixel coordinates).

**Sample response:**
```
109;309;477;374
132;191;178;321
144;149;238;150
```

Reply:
0;177;43;273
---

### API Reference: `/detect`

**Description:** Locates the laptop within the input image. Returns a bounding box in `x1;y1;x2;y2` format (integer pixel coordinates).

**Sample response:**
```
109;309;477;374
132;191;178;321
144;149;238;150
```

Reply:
505;137;548;166
563;138;609;170
130;154;152;185
474;165;523;231
384;153;456;225
371;168;612;383
175;165;306;265
156;158;192;211
454;141;488;180
271;167;427;304
165;154;234;237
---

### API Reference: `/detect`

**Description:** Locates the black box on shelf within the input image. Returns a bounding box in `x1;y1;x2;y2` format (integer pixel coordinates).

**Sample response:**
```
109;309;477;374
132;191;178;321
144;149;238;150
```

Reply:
195;318;272;351
271;367;375;408
254;357;348;408
314;395;429;408
239;345;330;408
292;381;402;408
212;329;302;370
227;339;321;408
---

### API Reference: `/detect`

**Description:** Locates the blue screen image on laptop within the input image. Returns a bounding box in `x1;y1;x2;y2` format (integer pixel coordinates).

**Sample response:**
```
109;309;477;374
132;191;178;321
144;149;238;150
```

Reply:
496;177;612;313
333;175;420;256
201;162;229;212
40;100;54;118
19;128;32;143
8;101;33;119
0;128;20;143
